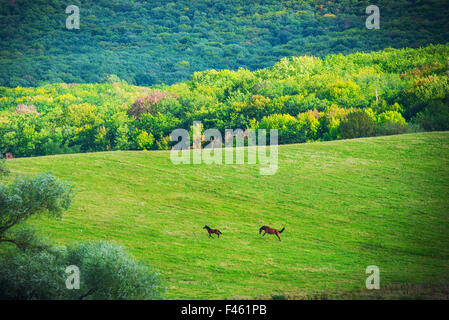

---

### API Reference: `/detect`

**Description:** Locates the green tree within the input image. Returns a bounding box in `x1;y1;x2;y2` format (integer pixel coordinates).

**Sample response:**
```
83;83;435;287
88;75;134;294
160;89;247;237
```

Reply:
0;171;73;249
414;99;449;131
340;110;376;139
375;110;408;136
64;241;163;300
0;161;163;300
0;241;164;300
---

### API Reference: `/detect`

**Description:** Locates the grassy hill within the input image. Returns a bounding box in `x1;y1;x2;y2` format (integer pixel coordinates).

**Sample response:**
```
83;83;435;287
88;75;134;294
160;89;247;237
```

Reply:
6;132;449;299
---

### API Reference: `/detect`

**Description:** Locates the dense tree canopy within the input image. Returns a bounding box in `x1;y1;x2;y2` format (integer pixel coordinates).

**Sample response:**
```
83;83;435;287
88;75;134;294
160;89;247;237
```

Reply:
0;44;448;157
0;0;448;87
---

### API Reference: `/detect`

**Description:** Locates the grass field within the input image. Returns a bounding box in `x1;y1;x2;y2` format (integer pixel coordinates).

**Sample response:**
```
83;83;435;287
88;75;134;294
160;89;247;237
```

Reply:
6;132;449;299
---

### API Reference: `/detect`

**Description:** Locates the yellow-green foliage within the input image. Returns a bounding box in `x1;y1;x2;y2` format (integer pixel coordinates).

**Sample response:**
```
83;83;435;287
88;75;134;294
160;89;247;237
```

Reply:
1;45;448;157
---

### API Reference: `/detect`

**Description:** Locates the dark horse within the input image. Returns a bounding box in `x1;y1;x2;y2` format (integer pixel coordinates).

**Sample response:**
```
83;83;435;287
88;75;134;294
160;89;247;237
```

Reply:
259;226;285;241
203;225;222;238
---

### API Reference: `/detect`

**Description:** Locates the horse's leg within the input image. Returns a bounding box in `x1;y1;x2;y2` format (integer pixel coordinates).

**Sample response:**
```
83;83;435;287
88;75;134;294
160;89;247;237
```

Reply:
262;232;266;237
276;233;281;241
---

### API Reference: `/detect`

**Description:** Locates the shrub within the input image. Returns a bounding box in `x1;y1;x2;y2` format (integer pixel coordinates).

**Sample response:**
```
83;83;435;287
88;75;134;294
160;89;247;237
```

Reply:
0;249;67;299
64;241;163;300
0;241;164;300
375;110;408;135
156;135;172;150
297;109;320;141
258;113;304;144
0;173;73;241
413;100;449;131
375;122;408;136
135;130;155;150
339;110;376;139
318;104;349;141
377;110;407;126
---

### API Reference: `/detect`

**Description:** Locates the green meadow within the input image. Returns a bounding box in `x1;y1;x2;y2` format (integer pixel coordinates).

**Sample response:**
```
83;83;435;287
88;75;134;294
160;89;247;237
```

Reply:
6;132;449;299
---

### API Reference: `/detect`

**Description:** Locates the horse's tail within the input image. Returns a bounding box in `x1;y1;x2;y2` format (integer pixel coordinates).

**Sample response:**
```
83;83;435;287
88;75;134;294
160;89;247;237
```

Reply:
219;230;222;235
279;227;285;233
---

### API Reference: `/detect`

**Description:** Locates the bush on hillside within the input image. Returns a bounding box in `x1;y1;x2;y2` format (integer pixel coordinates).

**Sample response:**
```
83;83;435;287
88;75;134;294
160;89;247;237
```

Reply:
375;110;408;135
0;241;164;300
340;110;376;139
414;100;449;131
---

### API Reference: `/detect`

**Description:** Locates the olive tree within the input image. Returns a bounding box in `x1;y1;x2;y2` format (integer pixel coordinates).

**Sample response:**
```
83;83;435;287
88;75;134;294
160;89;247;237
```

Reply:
0;171;72;249
64;241;163;300
0;241;164;300
0;160;163;300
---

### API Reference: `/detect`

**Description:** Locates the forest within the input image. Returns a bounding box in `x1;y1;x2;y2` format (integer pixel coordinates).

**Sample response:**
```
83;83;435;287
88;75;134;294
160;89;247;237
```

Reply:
1;0;449;302
1;0;449;87
1;44;448;157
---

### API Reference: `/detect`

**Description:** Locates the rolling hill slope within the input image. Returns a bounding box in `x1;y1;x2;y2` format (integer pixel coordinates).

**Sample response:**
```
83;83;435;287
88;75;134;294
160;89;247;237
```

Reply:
6;132;449;299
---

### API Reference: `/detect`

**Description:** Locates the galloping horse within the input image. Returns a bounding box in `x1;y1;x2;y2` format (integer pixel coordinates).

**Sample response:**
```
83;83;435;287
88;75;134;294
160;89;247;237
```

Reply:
203;225;222;238
259;226;285;241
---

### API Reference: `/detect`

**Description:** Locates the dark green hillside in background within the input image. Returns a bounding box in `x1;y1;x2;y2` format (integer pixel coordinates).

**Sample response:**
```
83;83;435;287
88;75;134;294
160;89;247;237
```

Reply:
1;0;449;87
